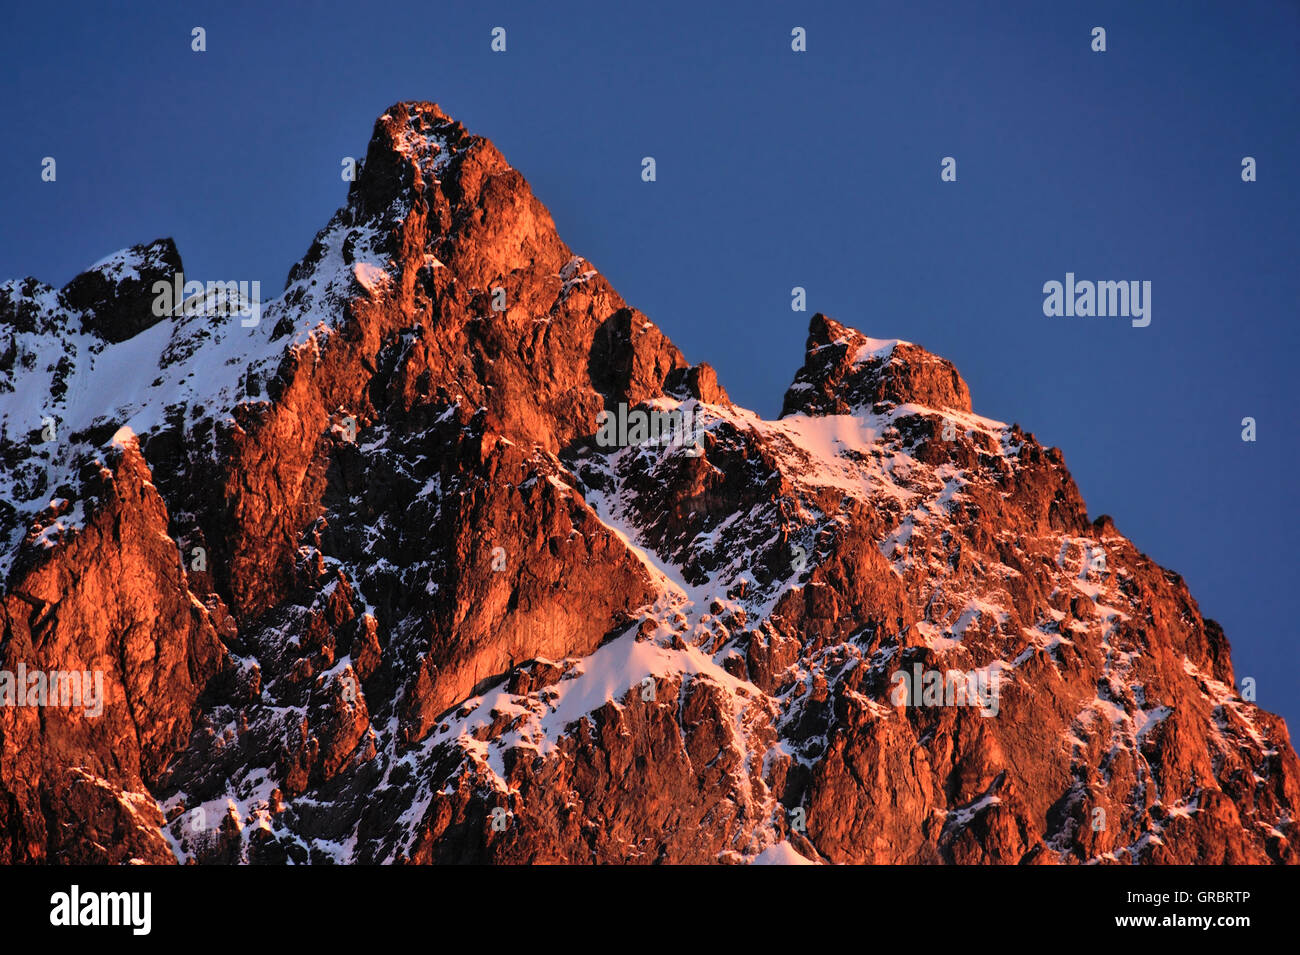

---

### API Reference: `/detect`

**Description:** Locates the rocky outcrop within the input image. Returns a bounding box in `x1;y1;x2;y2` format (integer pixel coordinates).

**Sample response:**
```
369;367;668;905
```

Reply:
782;313;971;417
0;433;225;863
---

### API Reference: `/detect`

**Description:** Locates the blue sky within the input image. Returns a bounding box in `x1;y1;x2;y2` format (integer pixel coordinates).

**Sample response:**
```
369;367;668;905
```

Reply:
2;0;1297;731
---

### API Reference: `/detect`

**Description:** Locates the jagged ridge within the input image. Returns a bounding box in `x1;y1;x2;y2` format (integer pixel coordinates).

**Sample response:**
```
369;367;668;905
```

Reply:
0;102;1294;864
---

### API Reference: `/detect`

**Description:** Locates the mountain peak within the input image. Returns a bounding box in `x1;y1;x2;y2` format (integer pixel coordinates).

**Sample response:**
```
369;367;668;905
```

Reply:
782;312;972;417
61;237;182;343
348;102;474;221
0;104;1294;868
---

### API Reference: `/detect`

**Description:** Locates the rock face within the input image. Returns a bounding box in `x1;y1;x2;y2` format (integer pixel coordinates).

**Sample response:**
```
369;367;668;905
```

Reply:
0;434;225;863
0;101;1295;864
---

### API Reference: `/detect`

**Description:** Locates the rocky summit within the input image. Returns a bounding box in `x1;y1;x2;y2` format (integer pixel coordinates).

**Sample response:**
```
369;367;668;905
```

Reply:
0;102;1294;864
